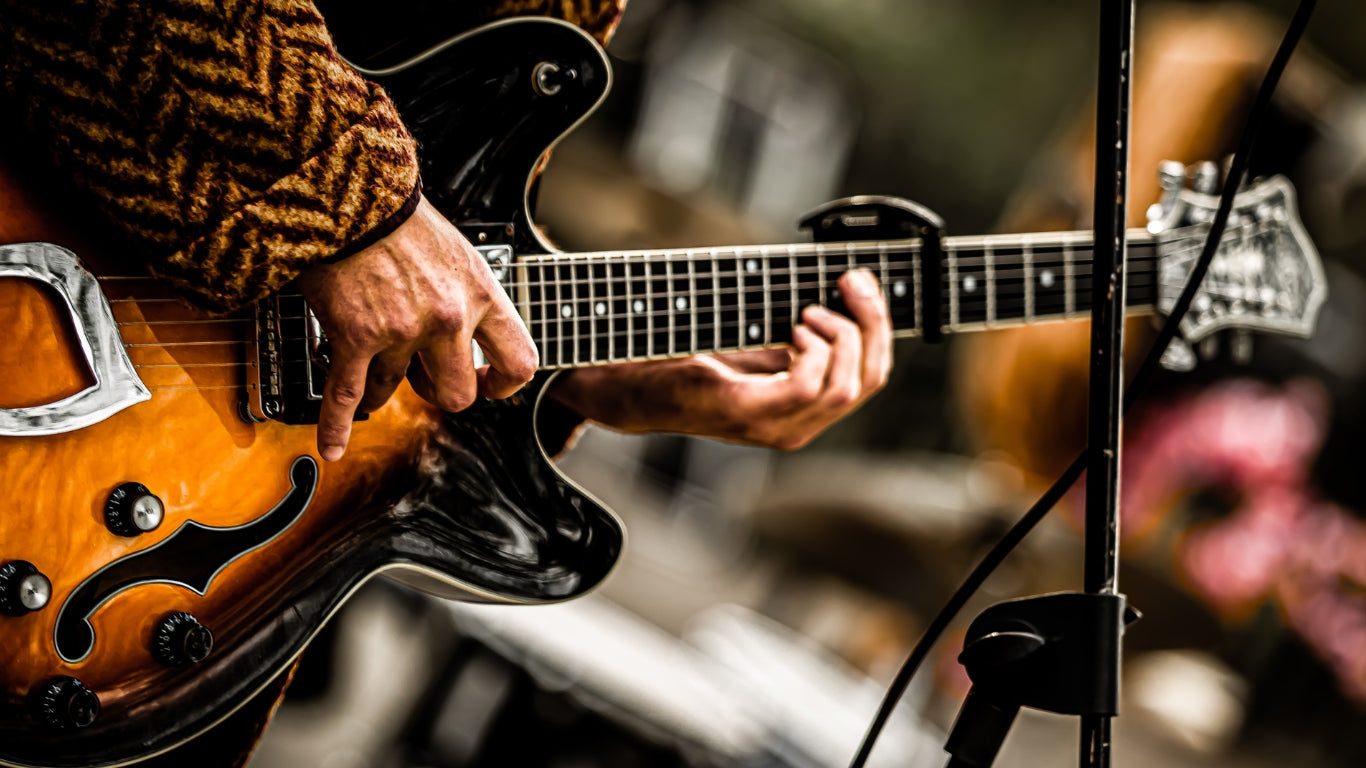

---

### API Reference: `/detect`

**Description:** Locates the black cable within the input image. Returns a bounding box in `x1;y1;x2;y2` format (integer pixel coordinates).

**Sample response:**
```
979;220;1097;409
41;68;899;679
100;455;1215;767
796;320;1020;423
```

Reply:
846;2;1318;765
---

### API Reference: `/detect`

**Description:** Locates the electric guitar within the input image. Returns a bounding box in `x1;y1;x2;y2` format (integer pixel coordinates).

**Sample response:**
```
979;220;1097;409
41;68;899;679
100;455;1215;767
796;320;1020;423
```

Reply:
0;17;1325;768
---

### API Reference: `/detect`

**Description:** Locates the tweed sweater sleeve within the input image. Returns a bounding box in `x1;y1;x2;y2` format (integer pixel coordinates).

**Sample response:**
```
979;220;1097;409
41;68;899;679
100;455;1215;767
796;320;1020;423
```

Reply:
0;0;421;313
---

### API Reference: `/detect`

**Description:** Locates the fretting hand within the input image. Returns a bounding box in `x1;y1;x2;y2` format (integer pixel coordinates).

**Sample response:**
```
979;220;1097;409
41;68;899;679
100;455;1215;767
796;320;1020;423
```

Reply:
298;196;538;461
547;269;892;449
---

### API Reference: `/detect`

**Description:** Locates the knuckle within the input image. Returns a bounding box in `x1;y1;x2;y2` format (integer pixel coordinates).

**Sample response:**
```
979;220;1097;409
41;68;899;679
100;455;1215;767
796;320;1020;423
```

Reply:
431;301;468;330
330;383;364;407
829;383;859;407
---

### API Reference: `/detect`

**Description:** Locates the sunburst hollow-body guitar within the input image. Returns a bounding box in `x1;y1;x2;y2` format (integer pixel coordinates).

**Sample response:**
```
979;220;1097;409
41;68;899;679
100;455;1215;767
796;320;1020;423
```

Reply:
0;17;1325;768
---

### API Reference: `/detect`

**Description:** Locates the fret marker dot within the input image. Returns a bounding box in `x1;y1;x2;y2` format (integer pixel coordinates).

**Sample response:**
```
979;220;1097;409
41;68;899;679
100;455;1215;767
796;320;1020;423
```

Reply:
963;276;977;293
893;281;908;298
560;304;573;318
675;297;688;310
1039;270;1055;288
745;259;759;274
594;302;607;316
633;299;645;313
747;323;761;340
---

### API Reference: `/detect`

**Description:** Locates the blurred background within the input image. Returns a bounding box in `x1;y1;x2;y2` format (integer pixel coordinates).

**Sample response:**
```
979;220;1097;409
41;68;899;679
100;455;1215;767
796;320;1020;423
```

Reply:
253;1;1366;766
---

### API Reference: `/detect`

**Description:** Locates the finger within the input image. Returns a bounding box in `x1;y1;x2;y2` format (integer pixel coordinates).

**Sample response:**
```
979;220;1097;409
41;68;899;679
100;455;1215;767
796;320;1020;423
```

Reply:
736;324;830;413
316;348;371;461
801;304;862;409
712;347;793;374
472;291;539;399
417;333;480;412
359;347;415;414
839;269;893;391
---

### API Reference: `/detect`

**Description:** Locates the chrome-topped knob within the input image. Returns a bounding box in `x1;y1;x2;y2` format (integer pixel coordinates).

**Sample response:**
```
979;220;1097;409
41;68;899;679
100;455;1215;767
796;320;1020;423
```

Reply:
105;482;165;537
0;560;51;615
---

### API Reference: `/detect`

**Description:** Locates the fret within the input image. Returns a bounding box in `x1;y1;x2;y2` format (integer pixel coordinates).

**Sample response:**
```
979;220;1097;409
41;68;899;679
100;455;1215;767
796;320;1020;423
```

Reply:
955;245;988;326
603;255;614;361
576;261;595;365
877;242;890;309
984;243;996;325
1064;238;1076;315
912;249;923;334
992;245;1026;323
796;245;821;332
761;246;772;345
1023;235;1035;322
609;256;628;361
687;255;698;355
709;249;722;353
718;250;741;351
553;261;571;367
1033;243;1069;318
665;256;676;356
648;256;670;357
531;261;549;366
624;256;635;359
947;248;959;329
629;255;649;359
587;255;598;363
781;246;798;340
741;249;766;347
671;254;691;354
816;242;828;317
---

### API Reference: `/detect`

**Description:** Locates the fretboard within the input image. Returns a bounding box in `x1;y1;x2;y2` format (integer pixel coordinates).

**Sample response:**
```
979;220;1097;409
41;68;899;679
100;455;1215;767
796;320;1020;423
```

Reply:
515;230;1160;369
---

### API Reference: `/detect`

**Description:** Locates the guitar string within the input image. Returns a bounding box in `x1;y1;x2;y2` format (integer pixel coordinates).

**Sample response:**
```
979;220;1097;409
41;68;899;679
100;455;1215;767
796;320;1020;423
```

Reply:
105;263;1164;327
101;235;1223;390
86;221;1250;285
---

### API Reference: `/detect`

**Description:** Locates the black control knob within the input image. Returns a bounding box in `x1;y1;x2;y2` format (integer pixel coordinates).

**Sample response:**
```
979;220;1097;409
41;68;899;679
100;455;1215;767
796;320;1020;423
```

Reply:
0;560;51;616
35;677;100;729
153;612;214;666
105;483;165;537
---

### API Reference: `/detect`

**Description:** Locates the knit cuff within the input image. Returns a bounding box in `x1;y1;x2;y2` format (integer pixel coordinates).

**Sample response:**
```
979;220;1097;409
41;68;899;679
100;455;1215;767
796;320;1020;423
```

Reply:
150;87;420;314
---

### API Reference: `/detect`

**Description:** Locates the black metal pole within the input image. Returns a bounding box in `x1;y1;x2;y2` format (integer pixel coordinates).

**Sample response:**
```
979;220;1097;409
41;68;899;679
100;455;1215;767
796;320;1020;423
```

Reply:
1083;1;1133;766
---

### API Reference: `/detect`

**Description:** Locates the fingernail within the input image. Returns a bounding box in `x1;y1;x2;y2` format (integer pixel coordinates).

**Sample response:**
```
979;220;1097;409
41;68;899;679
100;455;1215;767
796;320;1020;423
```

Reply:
805;304;830;318
850;270;876;295
321;445;344;462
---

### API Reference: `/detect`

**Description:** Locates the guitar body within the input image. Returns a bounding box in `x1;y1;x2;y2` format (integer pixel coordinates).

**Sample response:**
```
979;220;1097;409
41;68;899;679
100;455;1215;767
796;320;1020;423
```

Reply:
0;18;621;768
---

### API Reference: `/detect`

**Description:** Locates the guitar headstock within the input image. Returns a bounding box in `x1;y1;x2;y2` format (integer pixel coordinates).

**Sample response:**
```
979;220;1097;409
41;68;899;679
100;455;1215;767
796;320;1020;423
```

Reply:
1146;161;1326;371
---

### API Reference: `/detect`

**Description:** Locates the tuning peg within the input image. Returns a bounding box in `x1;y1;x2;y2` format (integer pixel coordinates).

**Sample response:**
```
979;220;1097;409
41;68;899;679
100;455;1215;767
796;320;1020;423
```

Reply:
1192;161;1220;195
1148;161;1187;234
1159;338;1197;372
1158;160;1186;192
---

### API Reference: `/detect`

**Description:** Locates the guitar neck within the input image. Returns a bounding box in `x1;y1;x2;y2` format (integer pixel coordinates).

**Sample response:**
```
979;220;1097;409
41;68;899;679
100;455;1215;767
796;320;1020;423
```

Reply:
516;229;1161;369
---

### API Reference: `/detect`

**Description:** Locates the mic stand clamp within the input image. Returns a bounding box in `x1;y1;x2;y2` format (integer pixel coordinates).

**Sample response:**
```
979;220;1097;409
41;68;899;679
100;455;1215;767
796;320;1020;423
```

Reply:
943;593;1141;768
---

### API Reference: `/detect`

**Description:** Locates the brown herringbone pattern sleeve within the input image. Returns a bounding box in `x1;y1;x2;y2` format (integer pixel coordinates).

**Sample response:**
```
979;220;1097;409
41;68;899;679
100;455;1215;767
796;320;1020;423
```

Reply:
0;0;420;313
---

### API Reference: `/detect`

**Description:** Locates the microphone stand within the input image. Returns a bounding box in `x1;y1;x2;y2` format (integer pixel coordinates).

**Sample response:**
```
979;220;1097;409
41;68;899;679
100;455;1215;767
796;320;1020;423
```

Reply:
940;2;1137;765
1079;0;1133;763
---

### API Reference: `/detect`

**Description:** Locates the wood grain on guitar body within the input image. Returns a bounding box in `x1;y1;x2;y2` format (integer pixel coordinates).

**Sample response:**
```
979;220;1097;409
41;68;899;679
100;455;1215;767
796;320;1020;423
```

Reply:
0;18;1325;768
